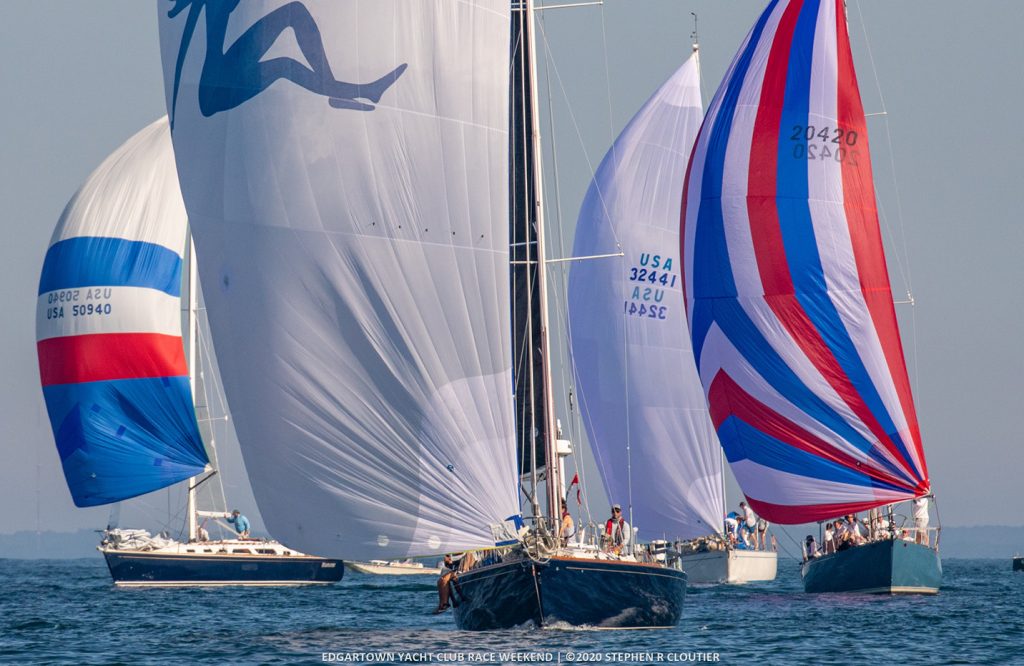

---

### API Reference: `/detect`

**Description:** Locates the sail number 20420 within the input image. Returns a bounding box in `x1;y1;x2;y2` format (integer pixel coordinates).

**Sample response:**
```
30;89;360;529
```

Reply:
790;124;860;164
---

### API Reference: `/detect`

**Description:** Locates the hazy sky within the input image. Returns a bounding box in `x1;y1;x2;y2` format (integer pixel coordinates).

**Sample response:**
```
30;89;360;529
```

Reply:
2;1;1021;537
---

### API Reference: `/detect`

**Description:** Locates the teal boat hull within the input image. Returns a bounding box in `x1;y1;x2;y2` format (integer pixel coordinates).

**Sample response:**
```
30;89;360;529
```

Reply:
801;538;941;594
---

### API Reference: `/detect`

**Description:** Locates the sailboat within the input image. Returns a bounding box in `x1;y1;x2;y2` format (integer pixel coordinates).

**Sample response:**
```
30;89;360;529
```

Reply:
157;0;684;627
36;116;344;587
346;559;442;576
567;40;776;585
681;0;940;594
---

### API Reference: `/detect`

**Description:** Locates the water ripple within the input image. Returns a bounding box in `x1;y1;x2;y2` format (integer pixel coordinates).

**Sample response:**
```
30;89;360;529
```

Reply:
0;558;1021;664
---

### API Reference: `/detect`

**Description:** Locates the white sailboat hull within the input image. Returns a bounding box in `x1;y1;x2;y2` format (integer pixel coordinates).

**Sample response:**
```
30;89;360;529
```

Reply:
346;560;441;576
678;549;777;584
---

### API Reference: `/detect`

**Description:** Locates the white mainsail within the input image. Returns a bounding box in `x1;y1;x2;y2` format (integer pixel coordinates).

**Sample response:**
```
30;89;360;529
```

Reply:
159;1;517;559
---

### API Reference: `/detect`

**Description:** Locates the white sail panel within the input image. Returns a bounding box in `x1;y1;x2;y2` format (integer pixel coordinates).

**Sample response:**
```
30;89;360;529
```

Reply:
568;54;722;540
158;1;516;558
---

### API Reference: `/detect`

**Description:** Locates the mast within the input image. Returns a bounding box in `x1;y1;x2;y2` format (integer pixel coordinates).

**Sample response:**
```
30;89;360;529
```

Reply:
510;0;559;529
185;232;198;542
517;0;560;528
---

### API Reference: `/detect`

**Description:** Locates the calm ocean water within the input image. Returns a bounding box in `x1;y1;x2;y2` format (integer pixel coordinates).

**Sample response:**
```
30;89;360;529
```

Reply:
1;557;1021;665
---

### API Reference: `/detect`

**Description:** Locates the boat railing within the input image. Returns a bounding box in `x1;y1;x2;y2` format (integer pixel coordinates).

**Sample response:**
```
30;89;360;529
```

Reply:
891;526;940;551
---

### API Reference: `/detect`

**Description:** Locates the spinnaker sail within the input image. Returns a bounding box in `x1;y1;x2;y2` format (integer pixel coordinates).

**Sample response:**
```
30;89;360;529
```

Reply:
36;116;209;507
569;53;722;539
159;1;518;559
681;0;928;524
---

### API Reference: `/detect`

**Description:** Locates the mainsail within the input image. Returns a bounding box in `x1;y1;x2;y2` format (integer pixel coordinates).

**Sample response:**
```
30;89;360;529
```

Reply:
36;117;209;507
569;53;722;539
158;1;518;559
681;0;928;524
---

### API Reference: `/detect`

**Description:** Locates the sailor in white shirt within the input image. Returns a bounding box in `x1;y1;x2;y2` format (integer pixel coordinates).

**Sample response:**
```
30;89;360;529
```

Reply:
913;497;930;546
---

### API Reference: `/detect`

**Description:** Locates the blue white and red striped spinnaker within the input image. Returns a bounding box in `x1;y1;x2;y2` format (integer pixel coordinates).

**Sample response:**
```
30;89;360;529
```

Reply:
680;0;928;524
36;117;208;507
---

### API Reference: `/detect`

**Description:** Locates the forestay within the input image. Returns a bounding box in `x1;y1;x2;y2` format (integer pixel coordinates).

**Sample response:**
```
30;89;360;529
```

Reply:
681;0;929;524
568;53;722;539
36;117;209;507
158;0;517;558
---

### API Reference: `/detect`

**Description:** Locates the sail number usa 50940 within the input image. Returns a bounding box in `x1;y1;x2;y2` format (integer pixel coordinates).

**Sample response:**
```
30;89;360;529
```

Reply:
45;288;113;320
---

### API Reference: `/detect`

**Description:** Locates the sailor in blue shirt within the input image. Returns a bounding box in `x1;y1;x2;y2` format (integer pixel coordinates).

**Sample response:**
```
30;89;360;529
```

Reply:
226;510;250;538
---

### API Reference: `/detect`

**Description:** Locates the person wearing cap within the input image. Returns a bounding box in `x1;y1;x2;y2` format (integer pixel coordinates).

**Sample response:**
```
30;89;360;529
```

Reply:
604;505;631;555
724;512;740;545
434;553;460;613
226;509;250;538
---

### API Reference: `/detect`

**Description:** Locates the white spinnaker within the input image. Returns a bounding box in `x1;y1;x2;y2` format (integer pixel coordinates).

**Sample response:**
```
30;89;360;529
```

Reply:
159;0;516;559
568;54;723;540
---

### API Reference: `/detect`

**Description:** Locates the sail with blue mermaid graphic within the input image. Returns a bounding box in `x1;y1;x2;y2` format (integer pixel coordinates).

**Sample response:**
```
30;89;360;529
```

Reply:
680;0;929;524
158;0;518;559
36;117;209;507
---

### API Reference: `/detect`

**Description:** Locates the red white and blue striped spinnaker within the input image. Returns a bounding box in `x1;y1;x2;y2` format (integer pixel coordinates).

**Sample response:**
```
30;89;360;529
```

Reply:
680;0;928;524
36;117;208;507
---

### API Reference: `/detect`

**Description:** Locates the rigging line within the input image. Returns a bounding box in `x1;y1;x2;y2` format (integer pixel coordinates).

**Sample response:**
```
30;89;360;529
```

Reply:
195;304;229;513
852;0;915;297
533;15;597;534
598;0;633;545
535;9;623;253
852;0;920;397
532;0;628;529
537;9;586;531
770;524;804;562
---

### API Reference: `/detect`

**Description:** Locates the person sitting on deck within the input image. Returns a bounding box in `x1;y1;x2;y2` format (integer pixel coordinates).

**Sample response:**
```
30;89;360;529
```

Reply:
559;506;575;547
605;505;631;555
434;553;460;613
226;510;250;538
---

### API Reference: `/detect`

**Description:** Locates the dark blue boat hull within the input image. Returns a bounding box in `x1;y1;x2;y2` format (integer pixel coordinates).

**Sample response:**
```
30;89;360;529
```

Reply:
1014;556;1023;572
801;539;941;594
102;550;345;586
451;555;687;630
